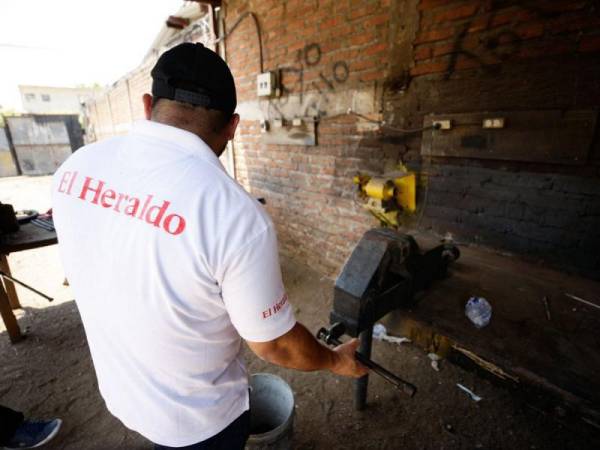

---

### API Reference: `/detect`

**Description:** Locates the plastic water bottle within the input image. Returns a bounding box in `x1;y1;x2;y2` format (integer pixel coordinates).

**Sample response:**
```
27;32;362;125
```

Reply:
465;296;492;328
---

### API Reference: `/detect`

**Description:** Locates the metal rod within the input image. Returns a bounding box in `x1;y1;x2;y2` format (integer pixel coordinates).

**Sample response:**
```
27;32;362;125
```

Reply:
318;328;416;398
565;293;600;311
0;271;53;302
354;327;372;410
542;296;552;321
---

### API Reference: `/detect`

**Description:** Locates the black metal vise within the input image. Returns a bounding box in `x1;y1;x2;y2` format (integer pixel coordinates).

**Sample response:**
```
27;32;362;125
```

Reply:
328;228;459;410
331;228;459;337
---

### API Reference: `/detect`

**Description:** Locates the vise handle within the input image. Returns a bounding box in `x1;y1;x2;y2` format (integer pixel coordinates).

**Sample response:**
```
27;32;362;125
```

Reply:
317;323;416;397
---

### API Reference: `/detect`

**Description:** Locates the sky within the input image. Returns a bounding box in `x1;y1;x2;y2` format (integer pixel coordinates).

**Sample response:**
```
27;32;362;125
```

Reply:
0;0;180;110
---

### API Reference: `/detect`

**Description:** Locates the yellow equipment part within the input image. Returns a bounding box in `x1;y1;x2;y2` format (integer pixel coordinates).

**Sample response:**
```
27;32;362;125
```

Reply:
354;170;417;227
364;178;395;201
393;173;416;213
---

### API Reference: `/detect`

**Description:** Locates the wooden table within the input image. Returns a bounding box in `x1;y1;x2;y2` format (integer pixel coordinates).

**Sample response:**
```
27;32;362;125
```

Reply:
0;223;58;343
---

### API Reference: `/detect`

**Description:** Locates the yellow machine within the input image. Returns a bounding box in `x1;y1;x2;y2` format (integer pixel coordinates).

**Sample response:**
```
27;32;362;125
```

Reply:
353;169;416;228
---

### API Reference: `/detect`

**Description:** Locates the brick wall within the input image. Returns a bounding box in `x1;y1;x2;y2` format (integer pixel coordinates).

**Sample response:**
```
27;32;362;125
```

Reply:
225;0;396;275
225;0;600;279
86;60;155;142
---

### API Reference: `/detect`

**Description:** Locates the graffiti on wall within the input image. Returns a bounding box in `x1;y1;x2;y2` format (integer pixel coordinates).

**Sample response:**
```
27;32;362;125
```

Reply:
268;42;350;120
443;0;596;79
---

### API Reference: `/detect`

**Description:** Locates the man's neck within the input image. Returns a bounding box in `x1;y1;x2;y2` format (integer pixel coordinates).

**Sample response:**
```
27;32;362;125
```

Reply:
151;117;222;156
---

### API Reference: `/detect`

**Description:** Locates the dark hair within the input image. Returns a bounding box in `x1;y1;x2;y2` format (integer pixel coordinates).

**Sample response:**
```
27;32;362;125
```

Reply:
151;96;232;133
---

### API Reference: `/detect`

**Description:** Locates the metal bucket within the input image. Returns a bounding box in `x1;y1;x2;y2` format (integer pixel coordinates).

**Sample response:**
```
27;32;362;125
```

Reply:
246;373;295;450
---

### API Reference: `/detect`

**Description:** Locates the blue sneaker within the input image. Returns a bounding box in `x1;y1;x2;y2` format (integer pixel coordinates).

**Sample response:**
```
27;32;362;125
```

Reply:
5;419;62;449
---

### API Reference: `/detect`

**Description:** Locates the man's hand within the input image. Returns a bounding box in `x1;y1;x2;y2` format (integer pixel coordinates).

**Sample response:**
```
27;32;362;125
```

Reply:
246;322;369;379
330;338;369;378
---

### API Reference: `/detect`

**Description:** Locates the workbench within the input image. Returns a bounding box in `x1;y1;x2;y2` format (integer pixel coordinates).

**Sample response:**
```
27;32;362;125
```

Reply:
0;223;58;343
382;233;600;425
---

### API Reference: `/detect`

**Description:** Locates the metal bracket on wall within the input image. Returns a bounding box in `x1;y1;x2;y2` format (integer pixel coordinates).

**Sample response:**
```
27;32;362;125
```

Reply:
260;117;317;146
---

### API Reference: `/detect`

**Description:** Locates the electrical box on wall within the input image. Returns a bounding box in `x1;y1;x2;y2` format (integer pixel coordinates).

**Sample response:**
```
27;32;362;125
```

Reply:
257;71;278;97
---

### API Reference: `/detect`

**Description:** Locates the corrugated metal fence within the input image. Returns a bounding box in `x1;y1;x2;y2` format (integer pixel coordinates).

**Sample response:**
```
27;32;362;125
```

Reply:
0;127;18;177
0;115;83;177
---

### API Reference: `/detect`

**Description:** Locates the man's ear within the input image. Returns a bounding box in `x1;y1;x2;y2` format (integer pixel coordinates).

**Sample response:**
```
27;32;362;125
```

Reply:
143;94;153;120
225;113;240;141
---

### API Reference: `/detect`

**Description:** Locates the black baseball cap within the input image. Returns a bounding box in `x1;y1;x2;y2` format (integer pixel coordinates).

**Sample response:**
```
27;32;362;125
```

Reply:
151;43;236;115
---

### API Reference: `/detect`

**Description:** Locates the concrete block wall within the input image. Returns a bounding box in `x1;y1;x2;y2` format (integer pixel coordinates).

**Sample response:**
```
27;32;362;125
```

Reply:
423;166;600;277
388;0;600;278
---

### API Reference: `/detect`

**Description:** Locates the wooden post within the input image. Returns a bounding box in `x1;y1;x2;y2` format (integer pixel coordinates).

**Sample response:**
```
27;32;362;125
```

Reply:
0;280;23;343
0;254;21;309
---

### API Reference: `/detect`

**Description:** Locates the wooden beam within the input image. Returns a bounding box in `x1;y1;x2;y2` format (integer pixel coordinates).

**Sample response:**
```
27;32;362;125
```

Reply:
0;279;22;343
0;254;20;309
166;16;190;30
187;0;222;6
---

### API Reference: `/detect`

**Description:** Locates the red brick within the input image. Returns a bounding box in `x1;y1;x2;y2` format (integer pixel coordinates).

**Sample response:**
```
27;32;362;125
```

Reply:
351;57;379;71
417;42;456;60
467;15;491;33
414;46;434;60
418;0;453;11
454;54;482;70
579;35;600;53
349;4;378;20
364;13;389;27
415;27;455;44
548;15;600;35
431;3;479;23
320;17;339;29
350;33;374;46
410;60;448;76
516;22;545;40
364;42;387;55
536;0;588;13
489;9;534;27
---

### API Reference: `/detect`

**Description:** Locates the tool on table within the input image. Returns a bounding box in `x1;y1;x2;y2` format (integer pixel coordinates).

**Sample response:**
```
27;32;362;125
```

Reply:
0;271;54;302
31;216;55;232
15;209;39;224
317;322;417;397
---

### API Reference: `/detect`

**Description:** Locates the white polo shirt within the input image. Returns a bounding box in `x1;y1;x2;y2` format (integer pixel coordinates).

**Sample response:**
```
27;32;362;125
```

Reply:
52;120;296;447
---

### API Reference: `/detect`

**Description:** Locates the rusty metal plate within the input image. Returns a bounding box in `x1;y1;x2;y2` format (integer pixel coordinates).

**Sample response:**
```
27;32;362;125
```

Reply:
260;119;316;146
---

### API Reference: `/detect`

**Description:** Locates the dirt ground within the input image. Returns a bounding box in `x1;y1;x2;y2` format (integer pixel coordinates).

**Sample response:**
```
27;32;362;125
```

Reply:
1;175;600;450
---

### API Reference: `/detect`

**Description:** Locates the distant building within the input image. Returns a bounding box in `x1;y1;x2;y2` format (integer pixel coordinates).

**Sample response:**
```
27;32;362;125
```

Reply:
18;85;99;115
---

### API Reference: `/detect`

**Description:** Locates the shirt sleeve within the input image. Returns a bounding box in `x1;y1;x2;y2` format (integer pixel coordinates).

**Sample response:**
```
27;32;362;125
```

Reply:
220;225;296;342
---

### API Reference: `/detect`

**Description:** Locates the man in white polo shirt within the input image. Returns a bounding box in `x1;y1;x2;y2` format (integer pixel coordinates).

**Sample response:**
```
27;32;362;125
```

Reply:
52;43;367;449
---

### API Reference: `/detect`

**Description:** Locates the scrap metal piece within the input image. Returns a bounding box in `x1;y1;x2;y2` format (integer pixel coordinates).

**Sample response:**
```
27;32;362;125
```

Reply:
565;293;600;311
457;383;482;402
0;271;53;302
542;296;552;321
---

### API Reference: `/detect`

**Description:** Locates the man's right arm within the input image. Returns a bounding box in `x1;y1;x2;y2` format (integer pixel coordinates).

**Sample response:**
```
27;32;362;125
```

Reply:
246;322;369;378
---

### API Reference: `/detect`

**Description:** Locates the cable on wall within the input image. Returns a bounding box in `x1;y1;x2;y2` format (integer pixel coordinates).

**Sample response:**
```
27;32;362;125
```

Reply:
213;11;264;73
320;109;441;134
